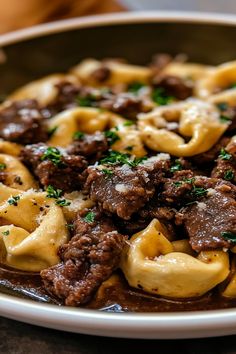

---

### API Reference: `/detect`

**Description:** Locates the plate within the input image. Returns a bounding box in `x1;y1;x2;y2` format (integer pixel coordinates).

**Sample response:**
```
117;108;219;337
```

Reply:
1;11;236;338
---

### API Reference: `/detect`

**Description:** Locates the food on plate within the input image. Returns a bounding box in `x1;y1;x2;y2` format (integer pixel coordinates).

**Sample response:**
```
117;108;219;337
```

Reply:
1;55;236;312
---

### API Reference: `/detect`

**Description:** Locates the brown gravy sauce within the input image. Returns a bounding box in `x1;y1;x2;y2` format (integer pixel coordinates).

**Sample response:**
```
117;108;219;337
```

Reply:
1;265;236;312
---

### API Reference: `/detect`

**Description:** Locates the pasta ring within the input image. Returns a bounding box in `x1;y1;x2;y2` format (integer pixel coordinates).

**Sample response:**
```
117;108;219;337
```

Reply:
121;219;229;298
138;99;228;157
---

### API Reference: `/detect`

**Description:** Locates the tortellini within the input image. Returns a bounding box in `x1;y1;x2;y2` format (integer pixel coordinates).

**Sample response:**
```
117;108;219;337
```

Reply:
72;58;151;85
196;60;236;98
121;219;230;298
0;153;37;190
0;140;22;156
0;185;69;271
9;74;79;106
47;107;117;147
138;99;228;157
163;62;212;81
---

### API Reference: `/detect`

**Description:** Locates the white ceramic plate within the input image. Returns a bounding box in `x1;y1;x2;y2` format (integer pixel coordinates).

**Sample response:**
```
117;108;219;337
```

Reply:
1;12;236;339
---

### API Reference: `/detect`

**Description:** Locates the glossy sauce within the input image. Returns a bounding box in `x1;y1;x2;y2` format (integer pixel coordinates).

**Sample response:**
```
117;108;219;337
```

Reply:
1;266;236;312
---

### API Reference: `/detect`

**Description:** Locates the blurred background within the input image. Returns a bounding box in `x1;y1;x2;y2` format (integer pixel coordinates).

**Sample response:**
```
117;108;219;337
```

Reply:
1;0;236;34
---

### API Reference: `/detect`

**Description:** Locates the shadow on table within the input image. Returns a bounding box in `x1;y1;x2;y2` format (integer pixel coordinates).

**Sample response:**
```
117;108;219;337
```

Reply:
0;317;235;354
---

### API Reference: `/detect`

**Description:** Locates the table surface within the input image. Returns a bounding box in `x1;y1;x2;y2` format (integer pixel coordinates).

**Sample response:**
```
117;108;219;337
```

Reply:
2;1;236;352
1;315;236;354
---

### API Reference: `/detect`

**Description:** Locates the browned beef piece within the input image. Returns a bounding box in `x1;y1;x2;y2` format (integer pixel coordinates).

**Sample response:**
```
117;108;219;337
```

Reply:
212;138;236;184
86;157;170;220
21;143;87;192
66;132;108;161
162;170;196;205
99;92;151;120
41;209;126;306
0;99;48;144
152;75;193;100
47;81;80;114
90;66;111;83
176;178;236;251
192;137;230;166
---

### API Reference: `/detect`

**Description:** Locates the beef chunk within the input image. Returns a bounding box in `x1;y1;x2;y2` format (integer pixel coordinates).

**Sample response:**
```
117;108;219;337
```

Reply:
91;66;111;82
152;75;193;100
212;138;236;184
86;156;170;220
21;143;87;192
47;81;80;114
0;99;48;144
41;209;126;306
176;179;236;251
66;132;108;162
192;137;230;166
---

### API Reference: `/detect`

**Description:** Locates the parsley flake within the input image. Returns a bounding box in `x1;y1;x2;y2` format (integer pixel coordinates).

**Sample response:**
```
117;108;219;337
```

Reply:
48;126;58;138
173;181;182;187
102;169;113;177
104;130;120;146
73;131;85;140
56;199;71;207
152;87;174;106
100;150;147;167
2;230;9;236
221;231;236;242
224;169;234;181
0;163;6;170
8;195;20;206
123;120;134;126
128;82;146;94
45;185;71;207
170;159;182;173
220;115;231;123
76;95;95;107
83;211;95;223
41;147;64;167
219;148;232;161
191;186;208;198
217;102;228;111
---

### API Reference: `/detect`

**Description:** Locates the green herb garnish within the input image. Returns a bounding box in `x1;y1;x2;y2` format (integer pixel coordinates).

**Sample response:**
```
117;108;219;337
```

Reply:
102;169;113;177
45;185;70;206
220;115;231;123
2;230;9;236
231;83;236;89
73;131;85;140
191;186;208;198
83;211;95;224
152;87;174;106
0;163;6;170
217;102;228;111
170;159;182;173
104;130;120;146
221;231;236;242
128;82;146;94
100;150;147;167
8;195;20;206
48;126;58;138
66;223;74;231
183;177;195;184
173;181;182;187
224;169;234;181
123;120;134;127
219;148;232;161
41;147;64;167
76;95;95;107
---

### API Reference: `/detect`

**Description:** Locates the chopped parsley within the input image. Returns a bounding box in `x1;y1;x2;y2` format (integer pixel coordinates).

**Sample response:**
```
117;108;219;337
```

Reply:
224;169;234;181
83;211;95;223
183;177;195;184
102;169;113;177
170;159;182;173
173;181;182;187
128;82;146;94
104;130;120;146
2;230;9;236
125;146;134;152
219;148;232;161
100;150;147;167
217;102;228;111
191;186;208;198
220;115;231;123
152;87;174;106
41;147;64;167
45;185;71;207
48;126;58;138
0;163;6;170
123;120;134;126
221;231;236;242
66;223;74;231
76;95;95;107
230;83;236;89
8;195;20;206
73;131;85;140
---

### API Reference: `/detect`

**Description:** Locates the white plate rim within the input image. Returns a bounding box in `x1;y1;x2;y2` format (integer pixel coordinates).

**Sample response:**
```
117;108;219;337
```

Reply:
1;11;236;338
